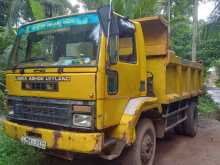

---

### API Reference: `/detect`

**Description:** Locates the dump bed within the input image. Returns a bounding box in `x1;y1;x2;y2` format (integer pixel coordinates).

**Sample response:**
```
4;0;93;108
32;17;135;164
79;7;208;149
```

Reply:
135;16;203;104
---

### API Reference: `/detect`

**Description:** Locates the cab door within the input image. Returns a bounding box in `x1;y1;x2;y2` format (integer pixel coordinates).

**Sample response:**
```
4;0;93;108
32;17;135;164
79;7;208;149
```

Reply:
103;18;142;128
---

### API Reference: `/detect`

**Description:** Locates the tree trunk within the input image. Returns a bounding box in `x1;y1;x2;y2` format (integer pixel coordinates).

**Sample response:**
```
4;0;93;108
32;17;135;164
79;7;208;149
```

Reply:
192;0;198;61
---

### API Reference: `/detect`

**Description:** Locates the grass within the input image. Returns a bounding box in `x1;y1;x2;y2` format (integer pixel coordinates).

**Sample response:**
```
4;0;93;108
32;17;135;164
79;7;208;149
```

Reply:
0;123;44;165
198;94;218;114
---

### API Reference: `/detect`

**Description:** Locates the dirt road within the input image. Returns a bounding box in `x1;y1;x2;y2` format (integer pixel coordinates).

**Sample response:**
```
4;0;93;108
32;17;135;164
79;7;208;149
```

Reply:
155;118;220;165
41;118;220;165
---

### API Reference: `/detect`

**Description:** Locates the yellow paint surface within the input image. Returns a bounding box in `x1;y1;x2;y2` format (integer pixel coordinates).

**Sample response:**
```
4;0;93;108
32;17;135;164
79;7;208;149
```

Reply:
4;120;103;153
6;72;96;100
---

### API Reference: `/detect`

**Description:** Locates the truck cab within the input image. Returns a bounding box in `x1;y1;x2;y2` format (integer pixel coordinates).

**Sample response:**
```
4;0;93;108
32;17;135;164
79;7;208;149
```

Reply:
3;6;203;165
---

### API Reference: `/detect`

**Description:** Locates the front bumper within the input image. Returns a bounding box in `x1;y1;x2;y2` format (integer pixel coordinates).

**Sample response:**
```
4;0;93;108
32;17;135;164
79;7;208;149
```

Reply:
3;120;103;153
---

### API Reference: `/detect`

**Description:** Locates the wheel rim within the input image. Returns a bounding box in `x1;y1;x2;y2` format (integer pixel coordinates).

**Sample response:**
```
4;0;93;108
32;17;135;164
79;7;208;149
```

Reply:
140;130;155;165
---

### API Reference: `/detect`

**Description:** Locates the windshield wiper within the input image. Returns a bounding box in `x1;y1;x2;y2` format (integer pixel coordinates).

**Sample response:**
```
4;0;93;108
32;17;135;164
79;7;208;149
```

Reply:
12;56;48;70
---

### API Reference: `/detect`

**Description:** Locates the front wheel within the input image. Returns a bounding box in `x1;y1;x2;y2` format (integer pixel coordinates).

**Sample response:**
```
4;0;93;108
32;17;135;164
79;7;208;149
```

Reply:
119;119;156;165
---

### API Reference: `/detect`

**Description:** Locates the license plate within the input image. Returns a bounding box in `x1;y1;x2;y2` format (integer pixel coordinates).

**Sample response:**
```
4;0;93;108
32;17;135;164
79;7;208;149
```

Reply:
21;136;47;149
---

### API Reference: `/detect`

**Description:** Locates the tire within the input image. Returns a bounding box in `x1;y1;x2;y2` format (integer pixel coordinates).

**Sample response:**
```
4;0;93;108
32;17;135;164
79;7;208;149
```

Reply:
175;102;198;137
119;119;156;165
184;102;198;137
175;122;185;135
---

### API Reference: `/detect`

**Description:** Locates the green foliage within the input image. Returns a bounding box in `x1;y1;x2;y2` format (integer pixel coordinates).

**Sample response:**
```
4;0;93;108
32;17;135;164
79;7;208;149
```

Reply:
0;27;14;113
198;1;220;67
168;0;194;60
4;0;79;31
0;0;11;26
0;27;16;61
198;94;218;114
215;59;220;75
171;19;192;59
198;39;220;67
209;0;220;25
81;0;163;18
199;3;220;67
0;124;44;165
38;0;79;18
214;60;220;87
0;90;6;115
28;0;45;19
132;0;162;18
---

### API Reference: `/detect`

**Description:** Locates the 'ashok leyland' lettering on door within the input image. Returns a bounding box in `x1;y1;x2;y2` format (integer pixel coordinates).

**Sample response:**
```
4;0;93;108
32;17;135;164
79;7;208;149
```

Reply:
16;76;71;81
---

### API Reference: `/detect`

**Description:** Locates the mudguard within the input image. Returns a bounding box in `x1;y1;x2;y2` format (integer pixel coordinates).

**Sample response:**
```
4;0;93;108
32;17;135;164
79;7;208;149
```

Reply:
110;97;162;144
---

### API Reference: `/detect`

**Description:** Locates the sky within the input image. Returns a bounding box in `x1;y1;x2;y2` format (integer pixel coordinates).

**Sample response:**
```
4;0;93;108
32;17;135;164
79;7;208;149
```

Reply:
68;0;85;13
68;0;215;21
198;1;215;20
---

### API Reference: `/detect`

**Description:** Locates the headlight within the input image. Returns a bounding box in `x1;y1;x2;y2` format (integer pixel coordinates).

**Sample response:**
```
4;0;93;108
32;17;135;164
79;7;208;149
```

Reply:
8;105;14;115
73;114;92;128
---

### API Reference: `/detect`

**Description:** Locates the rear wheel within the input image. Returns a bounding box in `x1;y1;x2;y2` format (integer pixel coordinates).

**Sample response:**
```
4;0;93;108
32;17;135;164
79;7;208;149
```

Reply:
184;102;198;137
175;102;198;137
119;119;156;165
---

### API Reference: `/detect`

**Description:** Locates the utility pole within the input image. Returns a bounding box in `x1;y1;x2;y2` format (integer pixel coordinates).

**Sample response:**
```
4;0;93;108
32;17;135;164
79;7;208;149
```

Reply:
192;0;198;61
168;0;171;48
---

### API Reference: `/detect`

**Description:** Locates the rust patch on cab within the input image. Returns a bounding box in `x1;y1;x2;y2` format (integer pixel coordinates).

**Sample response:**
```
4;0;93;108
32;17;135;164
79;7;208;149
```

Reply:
52;131;62;149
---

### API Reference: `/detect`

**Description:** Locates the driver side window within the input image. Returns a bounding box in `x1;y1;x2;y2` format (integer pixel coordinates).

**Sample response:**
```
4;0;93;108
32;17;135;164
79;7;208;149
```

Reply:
118;18;136;64
118;35;136;63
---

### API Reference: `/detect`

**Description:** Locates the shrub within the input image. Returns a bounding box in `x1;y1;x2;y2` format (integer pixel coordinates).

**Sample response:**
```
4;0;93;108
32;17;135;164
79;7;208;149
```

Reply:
198;94;218;114
0;124;44;165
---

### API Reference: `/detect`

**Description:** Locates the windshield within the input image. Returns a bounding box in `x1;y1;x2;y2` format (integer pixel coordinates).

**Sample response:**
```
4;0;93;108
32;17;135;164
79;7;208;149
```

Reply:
9;13;101;69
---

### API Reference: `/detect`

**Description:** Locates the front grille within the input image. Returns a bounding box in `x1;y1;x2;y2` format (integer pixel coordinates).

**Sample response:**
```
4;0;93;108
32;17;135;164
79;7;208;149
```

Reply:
22;81;58;91
8;97;73;127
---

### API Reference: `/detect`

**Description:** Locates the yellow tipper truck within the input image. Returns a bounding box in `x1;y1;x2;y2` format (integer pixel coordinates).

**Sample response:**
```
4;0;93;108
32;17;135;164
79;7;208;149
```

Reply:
3;6;203;165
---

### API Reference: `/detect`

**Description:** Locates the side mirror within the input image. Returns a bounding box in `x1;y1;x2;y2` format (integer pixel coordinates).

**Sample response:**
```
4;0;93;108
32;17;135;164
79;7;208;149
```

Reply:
97;5;119;65
97;5;119;37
